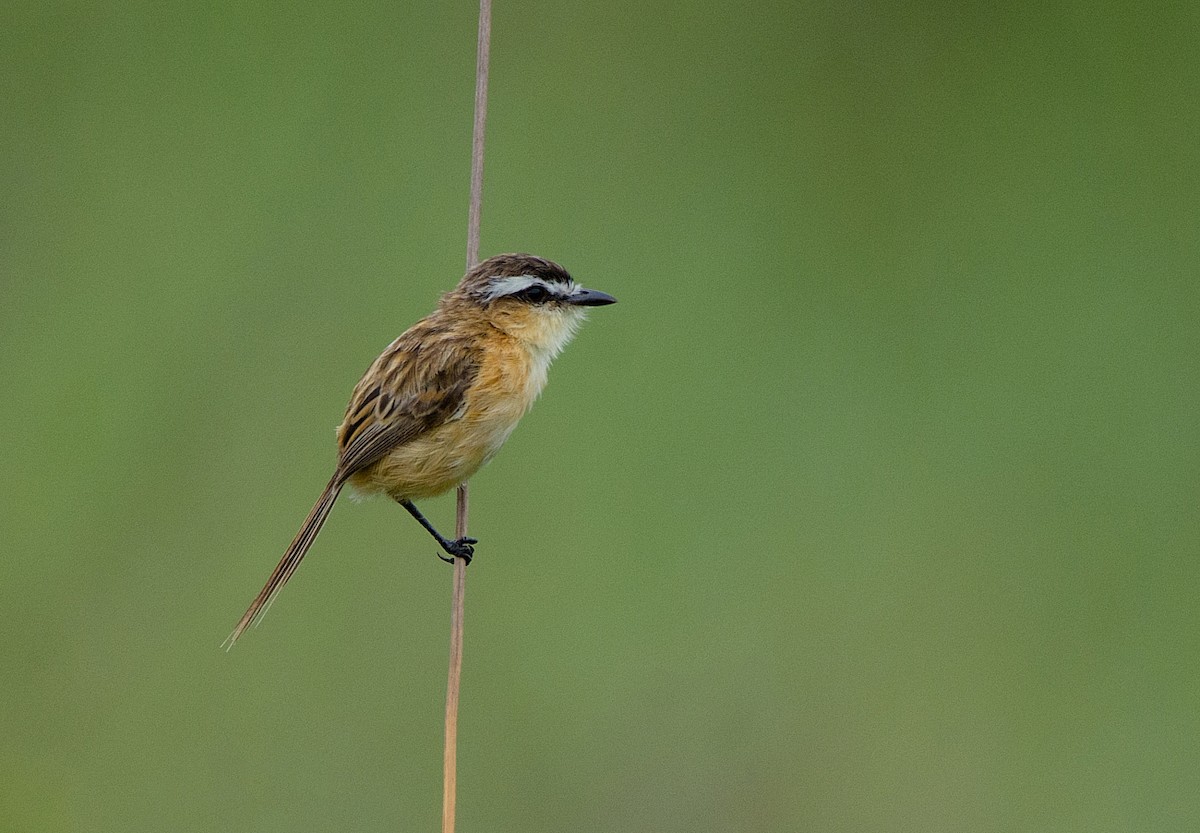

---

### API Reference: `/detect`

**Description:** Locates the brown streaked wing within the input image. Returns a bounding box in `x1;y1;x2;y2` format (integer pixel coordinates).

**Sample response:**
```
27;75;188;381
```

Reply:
336;327;480;477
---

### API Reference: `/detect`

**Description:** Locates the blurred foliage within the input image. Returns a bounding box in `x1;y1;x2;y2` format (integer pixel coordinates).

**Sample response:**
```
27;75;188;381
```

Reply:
2;1;1198;831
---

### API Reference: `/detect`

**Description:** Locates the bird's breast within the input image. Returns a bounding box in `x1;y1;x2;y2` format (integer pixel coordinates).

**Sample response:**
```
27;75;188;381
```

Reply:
353;337;549;501
458;336;550;457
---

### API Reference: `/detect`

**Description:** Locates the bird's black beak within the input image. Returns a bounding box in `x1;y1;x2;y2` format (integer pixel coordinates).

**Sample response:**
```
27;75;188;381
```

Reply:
565;288;617;307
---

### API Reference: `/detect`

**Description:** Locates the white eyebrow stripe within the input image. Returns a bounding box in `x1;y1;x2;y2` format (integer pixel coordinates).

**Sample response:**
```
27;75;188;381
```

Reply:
481;274;577;301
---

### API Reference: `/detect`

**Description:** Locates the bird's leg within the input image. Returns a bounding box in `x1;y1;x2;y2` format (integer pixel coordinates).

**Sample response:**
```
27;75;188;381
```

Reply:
396;499;477;564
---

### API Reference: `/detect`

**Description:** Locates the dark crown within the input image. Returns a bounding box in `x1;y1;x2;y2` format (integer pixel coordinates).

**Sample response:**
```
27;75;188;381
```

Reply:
459;253;572;292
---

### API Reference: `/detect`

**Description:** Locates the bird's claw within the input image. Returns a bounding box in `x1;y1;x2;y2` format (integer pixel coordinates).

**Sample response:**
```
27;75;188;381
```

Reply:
437;537;477;565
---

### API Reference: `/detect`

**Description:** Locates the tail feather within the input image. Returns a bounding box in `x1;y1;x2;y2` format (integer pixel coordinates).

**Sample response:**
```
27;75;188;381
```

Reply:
225;475;344;648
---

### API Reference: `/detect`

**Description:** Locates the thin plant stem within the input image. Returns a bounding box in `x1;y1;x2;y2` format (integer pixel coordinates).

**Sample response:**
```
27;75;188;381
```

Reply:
466;0;491;271
442;485;470;833
444;0;491;830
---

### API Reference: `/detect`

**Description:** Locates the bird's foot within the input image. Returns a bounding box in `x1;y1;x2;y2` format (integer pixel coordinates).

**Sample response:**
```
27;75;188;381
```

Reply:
436;537;477;565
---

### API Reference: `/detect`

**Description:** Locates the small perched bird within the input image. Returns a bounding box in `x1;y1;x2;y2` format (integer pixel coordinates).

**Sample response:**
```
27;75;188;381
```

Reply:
227;253;616;645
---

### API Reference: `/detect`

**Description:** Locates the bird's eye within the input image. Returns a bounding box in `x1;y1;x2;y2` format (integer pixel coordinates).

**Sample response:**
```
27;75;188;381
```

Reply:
519;284;551;303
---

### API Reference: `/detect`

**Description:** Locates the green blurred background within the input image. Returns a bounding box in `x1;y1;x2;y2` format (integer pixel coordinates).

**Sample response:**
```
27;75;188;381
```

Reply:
3;1;1197;830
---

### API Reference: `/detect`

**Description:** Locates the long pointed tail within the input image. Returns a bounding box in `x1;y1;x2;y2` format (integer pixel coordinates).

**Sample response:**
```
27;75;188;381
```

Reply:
226;475;344;647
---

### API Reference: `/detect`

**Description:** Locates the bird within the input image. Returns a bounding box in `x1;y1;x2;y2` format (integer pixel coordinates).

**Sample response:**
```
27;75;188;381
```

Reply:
226;253;616;646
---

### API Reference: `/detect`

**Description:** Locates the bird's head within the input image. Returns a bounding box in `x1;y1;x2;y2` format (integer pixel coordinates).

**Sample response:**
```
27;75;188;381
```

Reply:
451;253;616;354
